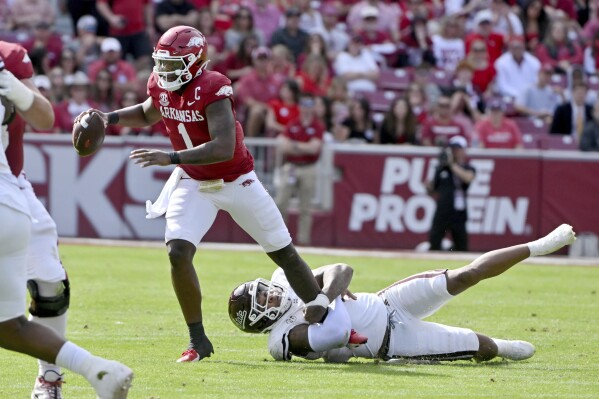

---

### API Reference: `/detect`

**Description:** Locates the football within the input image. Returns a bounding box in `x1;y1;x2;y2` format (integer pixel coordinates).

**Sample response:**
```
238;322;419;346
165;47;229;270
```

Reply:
72;112;105;157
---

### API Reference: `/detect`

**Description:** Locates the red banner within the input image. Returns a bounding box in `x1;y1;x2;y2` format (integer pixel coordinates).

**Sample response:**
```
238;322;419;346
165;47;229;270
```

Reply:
333;148;543;251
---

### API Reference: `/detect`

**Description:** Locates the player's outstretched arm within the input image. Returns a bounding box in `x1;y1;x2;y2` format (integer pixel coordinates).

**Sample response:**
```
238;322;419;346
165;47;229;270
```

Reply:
75;97;162;129
0;72;54;130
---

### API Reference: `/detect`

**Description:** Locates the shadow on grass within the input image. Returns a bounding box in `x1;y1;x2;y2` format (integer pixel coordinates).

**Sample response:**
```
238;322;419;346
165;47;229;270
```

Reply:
208;359;447;378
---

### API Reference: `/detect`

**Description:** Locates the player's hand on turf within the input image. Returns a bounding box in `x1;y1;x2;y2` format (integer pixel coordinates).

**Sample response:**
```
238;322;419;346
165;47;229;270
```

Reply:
342;289;357;301
197;336;215;359
75;108;108;128
304;304;327;324
130;148;171;167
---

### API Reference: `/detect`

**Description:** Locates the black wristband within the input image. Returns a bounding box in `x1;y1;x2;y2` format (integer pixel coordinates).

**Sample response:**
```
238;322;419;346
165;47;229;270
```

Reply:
169;151;181;164
107;112;119;125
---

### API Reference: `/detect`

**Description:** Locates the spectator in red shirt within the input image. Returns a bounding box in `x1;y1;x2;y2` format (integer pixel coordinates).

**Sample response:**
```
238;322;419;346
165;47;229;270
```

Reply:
54;71;99;133
213;33;258;82
406;82;429;123
96;0;154;70
421;94;468;147
87;38;138;98
235;46;285;136
466;10;504;63
295;54;331;97
274;92;325;246
535;19;583;73
466;39;496;96
266;79;301;136
89;68;117;113
23;21;63;69
474;98;523;149
521;0;549;52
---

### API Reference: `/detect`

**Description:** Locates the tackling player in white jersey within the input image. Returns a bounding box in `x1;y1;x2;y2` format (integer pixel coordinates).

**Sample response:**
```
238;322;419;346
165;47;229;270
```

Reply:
229;224;576;363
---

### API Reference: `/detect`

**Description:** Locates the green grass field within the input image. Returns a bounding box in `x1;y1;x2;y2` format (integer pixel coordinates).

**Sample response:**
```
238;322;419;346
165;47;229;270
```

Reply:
1;244;598;398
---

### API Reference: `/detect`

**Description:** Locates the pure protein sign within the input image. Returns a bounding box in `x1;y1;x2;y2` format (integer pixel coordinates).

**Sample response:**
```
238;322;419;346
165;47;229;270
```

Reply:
348;157;530;235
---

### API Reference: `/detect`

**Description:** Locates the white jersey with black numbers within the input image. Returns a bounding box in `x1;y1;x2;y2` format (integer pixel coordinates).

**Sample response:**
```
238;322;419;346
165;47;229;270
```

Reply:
267;268;389;361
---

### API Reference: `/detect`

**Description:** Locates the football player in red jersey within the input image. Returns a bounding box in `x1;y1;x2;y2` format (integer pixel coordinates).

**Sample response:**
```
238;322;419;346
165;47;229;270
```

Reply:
0;40;134;399
77;26;329;363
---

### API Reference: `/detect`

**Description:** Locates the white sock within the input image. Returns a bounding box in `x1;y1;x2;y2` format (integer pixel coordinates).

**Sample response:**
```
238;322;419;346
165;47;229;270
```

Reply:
492;338;511;357
527;239;546;257
55;341;95;381
29;312;67;377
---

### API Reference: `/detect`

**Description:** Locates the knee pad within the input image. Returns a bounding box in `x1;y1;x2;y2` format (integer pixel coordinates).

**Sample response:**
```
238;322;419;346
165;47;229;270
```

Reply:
27;278;70;318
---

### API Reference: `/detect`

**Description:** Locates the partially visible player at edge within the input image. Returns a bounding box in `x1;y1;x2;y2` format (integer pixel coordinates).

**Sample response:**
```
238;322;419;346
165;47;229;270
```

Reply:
0;40;133;399
2;39;94;399
76;26;329;363
228;224;576;364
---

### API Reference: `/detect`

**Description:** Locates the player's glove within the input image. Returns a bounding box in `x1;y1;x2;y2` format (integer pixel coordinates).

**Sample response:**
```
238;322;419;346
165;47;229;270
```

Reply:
0;69;34;111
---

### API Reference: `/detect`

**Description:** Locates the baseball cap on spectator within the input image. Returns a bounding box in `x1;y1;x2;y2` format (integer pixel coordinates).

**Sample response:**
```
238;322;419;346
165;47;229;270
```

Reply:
474;10;493;25
77;15;98;33
251;46;271;60
448;135;468;149
101;37;121;53
285;7;301;17
361;5;379;19
487;98;506;112
65;71;90;86
33;75;52;90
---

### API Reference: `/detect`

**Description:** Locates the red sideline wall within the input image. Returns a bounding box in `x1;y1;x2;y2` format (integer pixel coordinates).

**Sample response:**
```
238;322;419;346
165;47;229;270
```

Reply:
23;136;599;251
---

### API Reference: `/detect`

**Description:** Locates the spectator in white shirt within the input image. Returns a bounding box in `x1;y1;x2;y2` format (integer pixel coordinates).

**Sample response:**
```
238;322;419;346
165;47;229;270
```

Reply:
490;0;523;38
313;3;349;61
333;35;380;94
432;17;465;73
494;36;541;99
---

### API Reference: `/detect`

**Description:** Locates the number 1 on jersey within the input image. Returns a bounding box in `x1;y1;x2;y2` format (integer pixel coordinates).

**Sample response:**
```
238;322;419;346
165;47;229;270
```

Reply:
177;123;194;149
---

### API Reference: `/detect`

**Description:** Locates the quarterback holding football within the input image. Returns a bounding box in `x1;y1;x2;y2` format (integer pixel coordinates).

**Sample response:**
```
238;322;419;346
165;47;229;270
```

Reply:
76;26;329;363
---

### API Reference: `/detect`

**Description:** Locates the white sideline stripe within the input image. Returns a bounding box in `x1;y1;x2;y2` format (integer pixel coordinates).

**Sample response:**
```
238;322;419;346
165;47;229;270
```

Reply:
58;238;599;267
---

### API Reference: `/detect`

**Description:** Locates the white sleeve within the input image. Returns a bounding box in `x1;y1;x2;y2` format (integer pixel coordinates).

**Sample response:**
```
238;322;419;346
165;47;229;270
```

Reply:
308;297;352;352
268;328;293;361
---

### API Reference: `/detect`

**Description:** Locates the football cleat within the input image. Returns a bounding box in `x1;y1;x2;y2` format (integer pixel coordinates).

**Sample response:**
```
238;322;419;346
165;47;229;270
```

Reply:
88;360;133;399
176;349;200;363
529;224;576;256
493;339;536;361
347;329;368;348
31;371;63;399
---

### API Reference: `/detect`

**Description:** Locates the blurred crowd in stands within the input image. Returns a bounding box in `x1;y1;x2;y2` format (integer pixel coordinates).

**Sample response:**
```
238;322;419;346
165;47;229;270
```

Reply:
2;0;599;151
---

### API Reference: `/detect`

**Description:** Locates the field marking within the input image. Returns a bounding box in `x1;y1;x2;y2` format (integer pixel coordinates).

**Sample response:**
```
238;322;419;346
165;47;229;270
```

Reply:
59;238;599;267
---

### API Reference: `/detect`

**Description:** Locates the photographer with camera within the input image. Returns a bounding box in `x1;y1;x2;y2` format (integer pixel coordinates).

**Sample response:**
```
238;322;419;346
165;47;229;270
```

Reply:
426;135;475;251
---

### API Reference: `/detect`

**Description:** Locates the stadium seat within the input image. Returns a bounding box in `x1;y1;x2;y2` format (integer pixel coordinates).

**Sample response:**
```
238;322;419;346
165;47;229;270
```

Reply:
540;135;579;150
513;117;548;136
358;90;397;112
550;73;568;89
377;68;412;91
522;133;541;149
429;69;452;88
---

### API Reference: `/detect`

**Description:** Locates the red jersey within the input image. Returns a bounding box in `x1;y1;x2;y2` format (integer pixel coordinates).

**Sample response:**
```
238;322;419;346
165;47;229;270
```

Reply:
147;70;254;182
1;41;34;177
475;118;523;149
421;117;468;146
268;99;299;127
283;117;324;165
97;0;149;36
